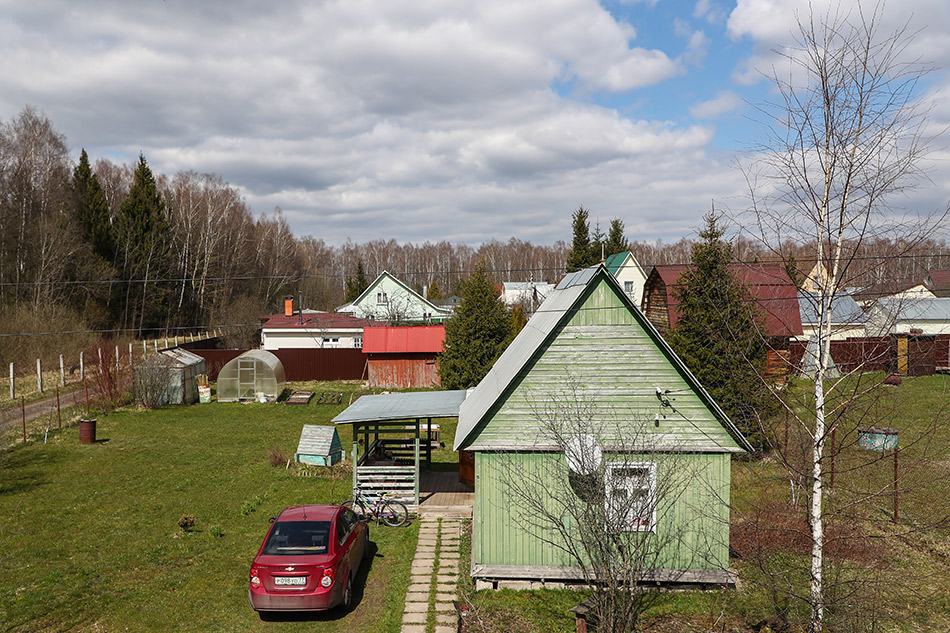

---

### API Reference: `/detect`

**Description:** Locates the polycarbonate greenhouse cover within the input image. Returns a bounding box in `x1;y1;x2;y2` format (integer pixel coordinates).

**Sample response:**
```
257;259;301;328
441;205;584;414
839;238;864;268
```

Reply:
216;349;286;401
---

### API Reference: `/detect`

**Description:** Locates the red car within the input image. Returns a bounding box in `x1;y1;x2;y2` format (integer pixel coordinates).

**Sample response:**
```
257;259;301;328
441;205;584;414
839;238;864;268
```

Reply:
248;504;369;614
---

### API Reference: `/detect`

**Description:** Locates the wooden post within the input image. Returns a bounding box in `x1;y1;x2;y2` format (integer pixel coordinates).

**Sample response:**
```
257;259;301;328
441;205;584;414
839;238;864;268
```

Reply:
174;335;179;347
80;351;85;380
143;340;147;359
115;345;120;373
9;362;13;400
129;343;134;368
59;354;65;387
414;436;420;507
21;396;26;443
893;448;899;523
37;358;43;393
97;347;103;369
57;386;61;429
153;340;158;354
84;376;90;417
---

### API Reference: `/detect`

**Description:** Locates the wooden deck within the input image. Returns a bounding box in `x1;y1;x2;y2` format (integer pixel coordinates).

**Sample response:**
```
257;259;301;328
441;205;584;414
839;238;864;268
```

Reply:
418;470;474;518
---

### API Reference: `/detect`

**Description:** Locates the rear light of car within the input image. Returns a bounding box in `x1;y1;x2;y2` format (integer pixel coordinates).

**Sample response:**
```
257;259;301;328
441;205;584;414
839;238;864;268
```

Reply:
249;566;261;589
320;566;334;588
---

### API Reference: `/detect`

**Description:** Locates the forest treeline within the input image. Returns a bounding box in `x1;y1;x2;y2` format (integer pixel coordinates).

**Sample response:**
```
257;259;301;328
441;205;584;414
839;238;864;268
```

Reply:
2;106;948;367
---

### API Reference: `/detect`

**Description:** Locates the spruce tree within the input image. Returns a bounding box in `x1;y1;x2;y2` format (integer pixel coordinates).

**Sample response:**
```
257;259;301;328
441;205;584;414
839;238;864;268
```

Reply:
345;258;369;302
439;262;514;389
426;280;443;301
667;212;770;450
72;149;115;263
566;206;597;273
604;218;627;257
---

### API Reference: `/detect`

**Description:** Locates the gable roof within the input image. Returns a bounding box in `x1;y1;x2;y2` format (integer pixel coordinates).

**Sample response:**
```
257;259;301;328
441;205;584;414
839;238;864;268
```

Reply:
646;263;803;337
927;270;950;297
798;291;868;326
363;325;446;354
262;310;384;329
875;296;950;321
604;251;645;277
454;264;752;454
348;271;450;316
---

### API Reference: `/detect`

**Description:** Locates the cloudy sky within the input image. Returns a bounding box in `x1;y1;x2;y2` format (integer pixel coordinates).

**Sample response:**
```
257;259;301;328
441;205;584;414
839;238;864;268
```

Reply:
1;0;948;246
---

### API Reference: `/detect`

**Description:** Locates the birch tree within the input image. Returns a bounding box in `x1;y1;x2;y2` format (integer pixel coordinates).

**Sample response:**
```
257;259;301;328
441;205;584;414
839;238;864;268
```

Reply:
742;5;945;631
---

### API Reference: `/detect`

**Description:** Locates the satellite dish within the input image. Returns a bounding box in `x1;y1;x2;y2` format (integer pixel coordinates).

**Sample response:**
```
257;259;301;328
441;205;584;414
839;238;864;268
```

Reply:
564;434;602;475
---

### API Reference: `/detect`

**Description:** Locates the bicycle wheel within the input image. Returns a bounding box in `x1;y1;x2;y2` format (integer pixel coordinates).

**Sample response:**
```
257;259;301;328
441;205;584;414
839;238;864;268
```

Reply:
342;498;368;520
379;500;409;527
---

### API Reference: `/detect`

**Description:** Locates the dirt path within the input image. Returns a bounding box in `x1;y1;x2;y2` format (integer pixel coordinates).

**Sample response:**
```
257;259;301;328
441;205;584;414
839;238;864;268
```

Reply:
0;379;129;435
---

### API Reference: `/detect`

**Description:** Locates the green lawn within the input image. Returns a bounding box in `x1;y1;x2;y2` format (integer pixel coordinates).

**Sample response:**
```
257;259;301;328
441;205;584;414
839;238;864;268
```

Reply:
0;381;429;632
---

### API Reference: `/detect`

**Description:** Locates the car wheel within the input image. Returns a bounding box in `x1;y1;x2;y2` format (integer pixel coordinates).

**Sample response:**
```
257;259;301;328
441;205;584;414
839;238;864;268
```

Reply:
341;574;354;611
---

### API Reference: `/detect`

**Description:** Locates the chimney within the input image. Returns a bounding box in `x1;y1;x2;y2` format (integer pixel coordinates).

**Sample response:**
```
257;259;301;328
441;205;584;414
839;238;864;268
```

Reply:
283;295;294;317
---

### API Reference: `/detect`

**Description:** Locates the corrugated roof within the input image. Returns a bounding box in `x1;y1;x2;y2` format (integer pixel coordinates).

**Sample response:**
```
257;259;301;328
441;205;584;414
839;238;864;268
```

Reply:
798;291;868;326
648;263;803;337
140;347;205;368
455;264;752;453
295;425;342;457
875;296;950;321
604;251;644;278
262;310;384;329
928;270;950;296
333;389;468;424
363;325;446;354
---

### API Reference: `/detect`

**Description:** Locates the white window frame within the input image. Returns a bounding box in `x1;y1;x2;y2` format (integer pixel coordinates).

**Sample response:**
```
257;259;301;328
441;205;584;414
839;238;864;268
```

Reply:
376;292;388;305
605;461;656;532
624;280;635;295
354;336;363;349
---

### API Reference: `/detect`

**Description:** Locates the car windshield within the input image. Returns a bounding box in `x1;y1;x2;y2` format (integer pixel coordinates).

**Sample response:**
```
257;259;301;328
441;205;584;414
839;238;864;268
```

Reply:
262;520;332;555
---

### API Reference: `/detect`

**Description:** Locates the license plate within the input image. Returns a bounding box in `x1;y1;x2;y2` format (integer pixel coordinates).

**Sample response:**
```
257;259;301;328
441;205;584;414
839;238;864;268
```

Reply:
274;576;306;586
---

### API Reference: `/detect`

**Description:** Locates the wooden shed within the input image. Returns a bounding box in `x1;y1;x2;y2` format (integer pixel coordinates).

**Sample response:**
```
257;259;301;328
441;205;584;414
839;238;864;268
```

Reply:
134;348;206;406
455;264;751;589
295;425;344;466
363;325;445;388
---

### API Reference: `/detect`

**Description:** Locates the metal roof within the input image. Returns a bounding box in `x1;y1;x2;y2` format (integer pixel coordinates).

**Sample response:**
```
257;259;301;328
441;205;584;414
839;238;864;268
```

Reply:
140;347;205;368
363;325;445;354
798;291;868;326
261;310;384;329
333;389;468;425
647;263;803;337
875;296;950;321
455;264;752;453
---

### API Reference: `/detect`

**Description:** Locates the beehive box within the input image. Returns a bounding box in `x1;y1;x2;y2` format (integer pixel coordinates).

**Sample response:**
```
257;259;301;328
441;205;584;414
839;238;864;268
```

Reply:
295;425;344;466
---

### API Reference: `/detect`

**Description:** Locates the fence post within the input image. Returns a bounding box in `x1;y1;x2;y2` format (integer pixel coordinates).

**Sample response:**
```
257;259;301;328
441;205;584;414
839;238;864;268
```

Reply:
80;351;85;380
9;362;13;400
174;335;179;347
115;345;120;373
153;340;158;354
37;358;43;394
57;386;61;429
60;354;66;387
142;340;147;359
129;343;134;369
98;347;103;368
21;396;26;443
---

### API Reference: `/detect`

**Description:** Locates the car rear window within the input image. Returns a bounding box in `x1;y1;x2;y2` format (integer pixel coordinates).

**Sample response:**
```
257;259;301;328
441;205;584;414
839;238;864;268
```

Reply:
262;520;332;555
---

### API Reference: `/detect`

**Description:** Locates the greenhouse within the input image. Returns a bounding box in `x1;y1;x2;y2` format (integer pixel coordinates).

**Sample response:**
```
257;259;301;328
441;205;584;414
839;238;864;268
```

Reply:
134;348;206;406
216;349;286;402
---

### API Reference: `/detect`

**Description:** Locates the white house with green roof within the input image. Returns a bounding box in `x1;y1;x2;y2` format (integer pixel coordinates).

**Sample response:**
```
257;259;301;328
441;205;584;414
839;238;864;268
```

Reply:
604;250;647;305
337;270;453;323
454;264;750;588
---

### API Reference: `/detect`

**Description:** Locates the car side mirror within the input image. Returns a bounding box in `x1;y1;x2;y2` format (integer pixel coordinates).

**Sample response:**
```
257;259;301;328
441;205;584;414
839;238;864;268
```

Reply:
269;516;277;524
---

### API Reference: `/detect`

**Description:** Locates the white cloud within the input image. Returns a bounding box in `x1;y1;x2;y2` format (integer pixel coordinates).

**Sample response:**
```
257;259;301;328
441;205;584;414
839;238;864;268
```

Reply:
690;90;743;118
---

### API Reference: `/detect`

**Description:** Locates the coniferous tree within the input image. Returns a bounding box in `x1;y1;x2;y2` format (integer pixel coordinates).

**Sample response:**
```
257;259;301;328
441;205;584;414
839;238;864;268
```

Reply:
426;280;443;301
604;218;628;258
667;212;770;450
115;154;172;334
566;206;597;273
72;149;115;263
439;261;514;389
345;258;369;302
590;221;606;263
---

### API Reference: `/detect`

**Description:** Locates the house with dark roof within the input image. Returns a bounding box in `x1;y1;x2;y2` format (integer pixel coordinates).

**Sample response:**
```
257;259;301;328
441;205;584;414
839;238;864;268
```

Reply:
454;264;750;589
260;310;384;350
363;325;446;388
925;270;950;298
641;263;803;375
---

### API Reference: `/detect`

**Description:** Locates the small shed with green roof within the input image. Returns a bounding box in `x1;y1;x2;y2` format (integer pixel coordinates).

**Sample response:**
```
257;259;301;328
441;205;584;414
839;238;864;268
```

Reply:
454;264;750;588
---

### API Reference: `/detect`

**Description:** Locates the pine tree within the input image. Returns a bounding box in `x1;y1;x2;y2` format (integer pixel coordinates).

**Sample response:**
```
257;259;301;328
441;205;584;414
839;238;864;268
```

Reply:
604;218;627;258
590;221;605;263
345;258;369;302
566;206;597;273
666;212;770;450
439;262;514;389
72;149;115;263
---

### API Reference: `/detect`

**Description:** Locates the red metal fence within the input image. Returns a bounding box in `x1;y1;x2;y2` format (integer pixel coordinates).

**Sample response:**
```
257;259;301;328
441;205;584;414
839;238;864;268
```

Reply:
190;349;367;382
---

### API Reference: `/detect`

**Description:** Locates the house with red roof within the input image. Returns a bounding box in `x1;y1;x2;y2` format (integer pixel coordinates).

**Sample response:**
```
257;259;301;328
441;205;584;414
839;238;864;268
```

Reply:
641;263;803;375
260;310;385;350
925;270;950;298
363;325;445;388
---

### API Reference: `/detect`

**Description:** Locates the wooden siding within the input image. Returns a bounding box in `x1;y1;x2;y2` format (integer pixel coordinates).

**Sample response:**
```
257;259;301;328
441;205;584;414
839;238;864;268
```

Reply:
643;277;671;333
466;280;740;453
367;354;441;388
473;452;731;573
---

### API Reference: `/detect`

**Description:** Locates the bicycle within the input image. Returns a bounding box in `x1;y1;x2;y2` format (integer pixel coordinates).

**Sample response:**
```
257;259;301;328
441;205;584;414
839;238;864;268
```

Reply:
343;485;410;527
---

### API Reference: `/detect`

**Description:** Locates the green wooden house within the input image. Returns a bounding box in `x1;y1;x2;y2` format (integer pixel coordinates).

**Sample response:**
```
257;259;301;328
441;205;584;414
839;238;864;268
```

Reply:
454;264;752;589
